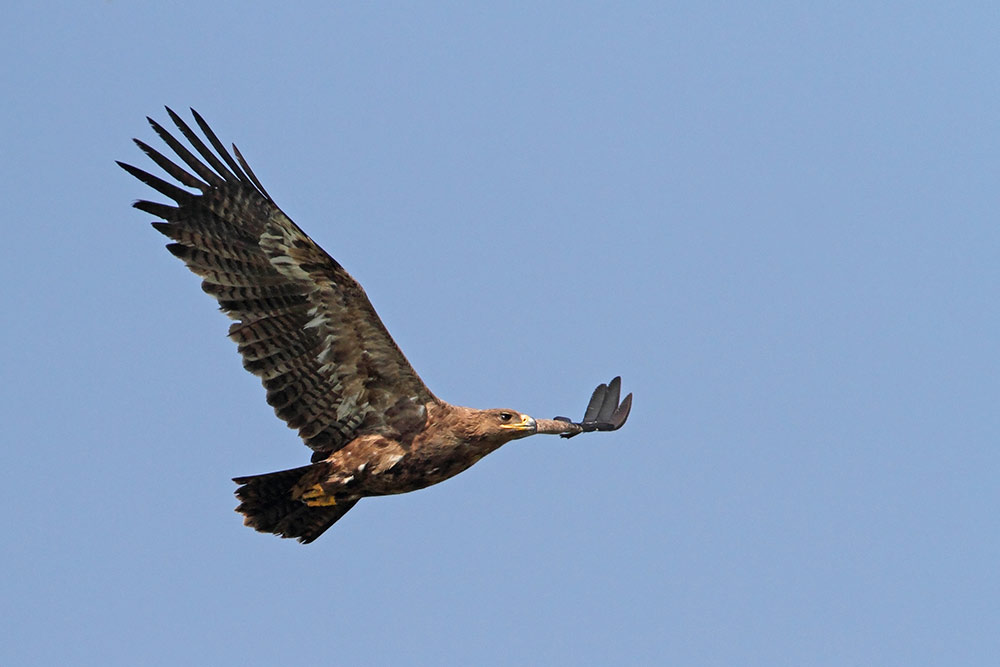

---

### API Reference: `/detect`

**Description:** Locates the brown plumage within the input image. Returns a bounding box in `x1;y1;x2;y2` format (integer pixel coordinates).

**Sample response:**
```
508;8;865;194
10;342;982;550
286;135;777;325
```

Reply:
120;108;631;543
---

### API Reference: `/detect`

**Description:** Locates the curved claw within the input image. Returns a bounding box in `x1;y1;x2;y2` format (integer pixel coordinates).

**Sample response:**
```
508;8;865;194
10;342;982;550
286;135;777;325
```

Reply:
555;376;632;438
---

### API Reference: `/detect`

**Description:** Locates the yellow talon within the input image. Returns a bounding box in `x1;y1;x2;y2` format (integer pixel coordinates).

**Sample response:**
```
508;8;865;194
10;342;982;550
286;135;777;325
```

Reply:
300;483;337;507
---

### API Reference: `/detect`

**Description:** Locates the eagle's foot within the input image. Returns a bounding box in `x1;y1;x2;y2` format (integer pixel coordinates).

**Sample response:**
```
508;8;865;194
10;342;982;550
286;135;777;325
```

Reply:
299;483;338;507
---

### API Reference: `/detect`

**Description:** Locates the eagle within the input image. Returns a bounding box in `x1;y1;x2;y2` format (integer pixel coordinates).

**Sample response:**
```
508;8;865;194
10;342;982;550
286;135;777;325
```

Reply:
119;108;632;543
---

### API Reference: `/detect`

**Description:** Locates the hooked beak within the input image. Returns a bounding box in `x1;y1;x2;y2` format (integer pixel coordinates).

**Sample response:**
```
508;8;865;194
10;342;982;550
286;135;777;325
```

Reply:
500;414;537;435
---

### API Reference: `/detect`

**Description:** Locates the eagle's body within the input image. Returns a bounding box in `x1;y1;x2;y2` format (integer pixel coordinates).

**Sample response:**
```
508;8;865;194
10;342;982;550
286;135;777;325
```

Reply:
298;403;538;500
121;109;631;543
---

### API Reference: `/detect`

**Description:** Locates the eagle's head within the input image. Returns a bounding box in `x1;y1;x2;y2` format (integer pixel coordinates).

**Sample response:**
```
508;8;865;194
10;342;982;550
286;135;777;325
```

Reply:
491;409;538;439
458;407;538;444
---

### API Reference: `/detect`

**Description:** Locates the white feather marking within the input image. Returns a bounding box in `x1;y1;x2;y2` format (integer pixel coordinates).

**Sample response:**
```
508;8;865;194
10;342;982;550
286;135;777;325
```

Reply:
304;314;326;329
336;395;360;421
271;260;310;279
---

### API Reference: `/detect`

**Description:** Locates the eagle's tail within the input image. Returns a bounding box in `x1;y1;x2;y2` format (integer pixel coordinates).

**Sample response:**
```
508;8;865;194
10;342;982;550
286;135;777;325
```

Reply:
233;465;358;544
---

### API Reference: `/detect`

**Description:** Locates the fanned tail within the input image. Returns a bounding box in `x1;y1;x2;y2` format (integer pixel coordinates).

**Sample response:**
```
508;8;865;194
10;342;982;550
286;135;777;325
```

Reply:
233;465;358;544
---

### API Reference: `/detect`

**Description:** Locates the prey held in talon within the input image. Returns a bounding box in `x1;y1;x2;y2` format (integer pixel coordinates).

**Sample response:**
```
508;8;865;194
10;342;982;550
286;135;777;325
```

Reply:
121;108;632;543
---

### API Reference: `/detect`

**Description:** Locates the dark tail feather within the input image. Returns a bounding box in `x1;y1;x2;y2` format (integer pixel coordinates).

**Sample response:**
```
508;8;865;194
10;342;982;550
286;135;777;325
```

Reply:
233;465;358;544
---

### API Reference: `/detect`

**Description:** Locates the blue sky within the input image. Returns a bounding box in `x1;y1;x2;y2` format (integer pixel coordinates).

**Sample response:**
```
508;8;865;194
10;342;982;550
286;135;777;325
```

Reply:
3;3;998;665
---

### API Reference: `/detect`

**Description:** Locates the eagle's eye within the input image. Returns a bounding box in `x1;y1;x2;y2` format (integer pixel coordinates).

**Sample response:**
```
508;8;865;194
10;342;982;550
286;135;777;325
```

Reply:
499;412;513;422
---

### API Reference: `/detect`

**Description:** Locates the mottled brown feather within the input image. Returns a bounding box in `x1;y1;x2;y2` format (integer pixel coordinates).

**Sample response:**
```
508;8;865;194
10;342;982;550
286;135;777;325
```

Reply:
232;465;358;543
123;107;438;457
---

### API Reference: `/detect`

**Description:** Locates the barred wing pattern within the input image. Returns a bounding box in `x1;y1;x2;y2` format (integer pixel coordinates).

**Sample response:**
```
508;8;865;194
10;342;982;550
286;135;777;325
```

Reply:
119;108;436;456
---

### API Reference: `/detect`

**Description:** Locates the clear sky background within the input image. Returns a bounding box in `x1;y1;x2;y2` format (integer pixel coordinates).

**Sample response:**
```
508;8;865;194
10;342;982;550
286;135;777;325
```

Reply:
2;3;998;665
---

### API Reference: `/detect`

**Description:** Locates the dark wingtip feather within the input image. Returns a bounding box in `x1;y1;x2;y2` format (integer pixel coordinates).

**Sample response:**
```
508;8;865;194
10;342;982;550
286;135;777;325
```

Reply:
143;119;222;188
596;376;622;422
134;199;179;220
232;142;273;201
165;242;189;259
118;161;192;203
583;383;607;422
163;105;181;125
150;221;173;236
612;393;632;428
164;106;238;182
190;107;250;182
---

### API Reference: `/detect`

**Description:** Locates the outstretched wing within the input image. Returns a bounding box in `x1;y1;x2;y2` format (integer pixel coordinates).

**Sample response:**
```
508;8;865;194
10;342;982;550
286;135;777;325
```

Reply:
535;377;633;437
120;108;437;456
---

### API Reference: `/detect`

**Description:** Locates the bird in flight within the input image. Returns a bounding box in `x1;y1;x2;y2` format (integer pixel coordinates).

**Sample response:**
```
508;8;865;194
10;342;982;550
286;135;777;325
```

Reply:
120;108;632;543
